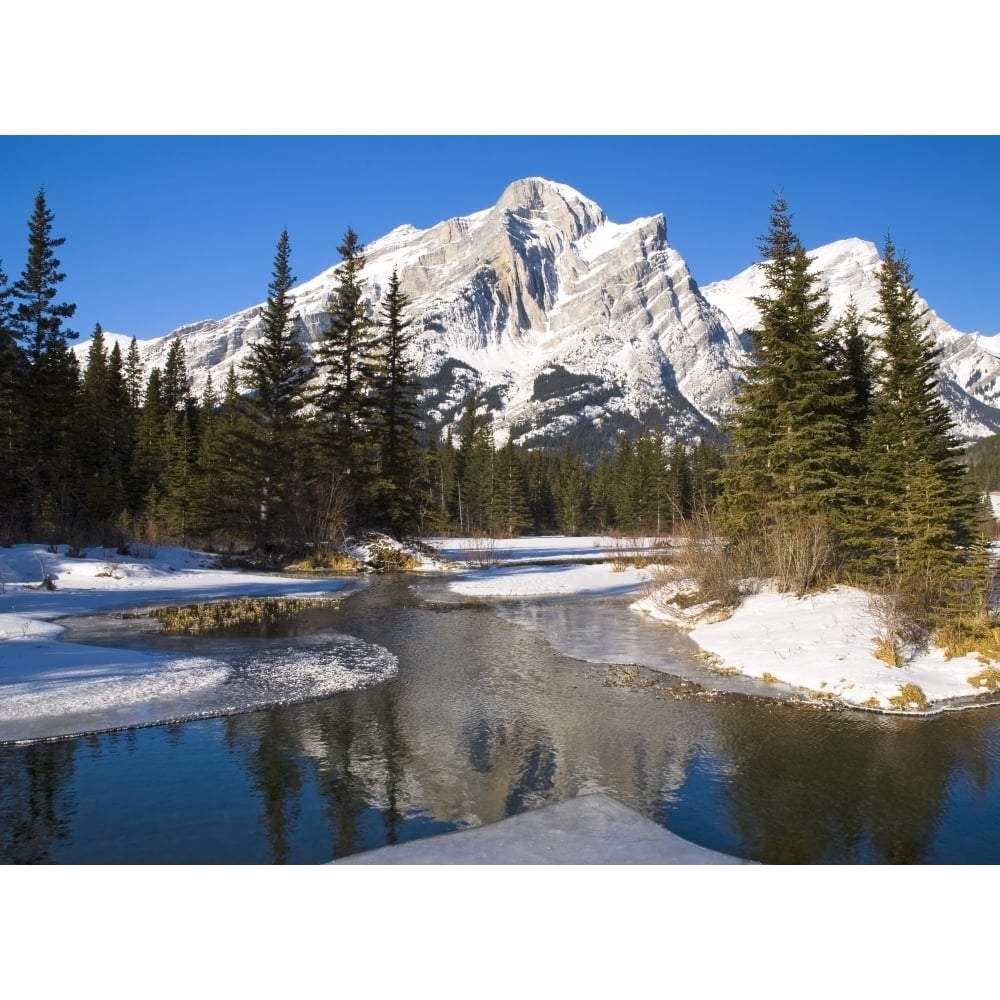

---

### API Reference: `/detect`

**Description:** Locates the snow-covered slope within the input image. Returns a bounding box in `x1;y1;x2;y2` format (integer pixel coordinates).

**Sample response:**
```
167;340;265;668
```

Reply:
79;181;1000;448
702;238;1000;439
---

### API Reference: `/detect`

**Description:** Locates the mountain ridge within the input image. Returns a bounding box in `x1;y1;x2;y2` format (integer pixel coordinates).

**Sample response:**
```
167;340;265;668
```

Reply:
79;178;1000;450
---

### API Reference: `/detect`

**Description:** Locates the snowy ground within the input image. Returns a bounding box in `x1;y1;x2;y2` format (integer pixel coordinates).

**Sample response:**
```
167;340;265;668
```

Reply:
2;534;996;747
0;543;371;743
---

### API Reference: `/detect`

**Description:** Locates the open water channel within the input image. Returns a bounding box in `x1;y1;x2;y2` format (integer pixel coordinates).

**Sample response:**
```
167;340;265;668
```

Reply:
4;574;1000;864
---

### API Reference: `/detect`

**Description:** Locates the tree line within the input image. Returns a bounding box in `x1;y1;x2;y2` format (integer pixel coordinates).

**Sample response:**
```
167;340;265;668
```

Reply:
0;191;722;560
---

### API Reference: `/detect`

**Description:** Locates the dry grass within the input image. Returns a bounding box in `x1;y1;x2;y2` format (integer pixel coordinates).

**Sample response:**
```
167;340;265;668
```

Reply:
760;671;780;683
872;634;906;668
888;682;929;711
366;536;421;573
150;596;339;634
936;621;1000;662
967;665;1000;691
286;551;363;573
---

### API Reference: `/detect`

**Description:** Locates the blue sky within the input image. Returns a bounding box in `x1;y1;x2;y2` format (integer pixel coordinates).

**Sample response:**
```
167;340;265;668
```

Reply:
1;135;997;341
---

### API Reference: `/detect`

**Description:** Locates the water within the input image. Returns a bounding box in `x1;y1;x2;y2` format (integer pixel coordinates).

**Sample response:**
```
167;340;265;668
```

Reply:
3;575;1000;864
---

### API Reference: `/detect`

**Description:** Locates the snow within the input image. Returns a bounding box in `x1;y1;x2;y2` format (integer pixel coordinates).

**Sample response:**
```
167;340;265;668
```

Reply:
332;792;752;865
3;534;996;747
0;543;379;743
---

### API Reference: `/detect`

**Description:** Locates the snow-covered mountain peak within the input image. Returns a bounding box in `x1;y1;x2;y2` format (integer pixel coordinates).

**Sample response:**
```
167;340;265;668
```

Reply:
77;179;1000;449
494;177;606;241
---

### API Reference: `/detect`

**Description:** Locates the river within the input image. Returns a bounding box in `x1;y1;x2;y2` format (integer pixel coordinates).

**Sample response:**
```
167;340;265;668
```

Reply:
3;574;1000;863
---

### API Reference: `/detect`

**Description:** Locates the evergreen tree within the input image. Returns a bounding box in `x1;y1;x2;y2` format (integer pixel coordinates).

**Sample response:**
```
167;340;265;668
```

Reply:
554;444;589;535
158;405;200;545
717;197;854;580
523;448;558;533
588;450;617;532
371;267;423;535
850;238;983;596
423;431;459;535
491;440;531;537
161;338;191;412
127;367;167;512
76;324;125;533
827;298;873;452
12;190;80;537
453;390;496;534
195;366;256;547
315;228;379;524
241;230;314;551
0;260;28;538
124;337;144;413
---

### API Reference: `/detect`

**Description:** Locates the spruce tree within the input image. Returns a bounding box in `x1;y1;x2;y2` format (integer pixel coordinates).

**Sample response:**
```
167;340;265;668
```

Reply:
826;298;873;452
315;228;379;525
717;197;854;583
124;337;144;413
241;230;315;551
197;366;256;546
555;444;589;535
491;440;531;537
76;324;125;533
161;338;191;412
454;389;495;534
850;238;983;601
12;190;80;538
371;267;423;535
127;367;167;513
0;260;28;538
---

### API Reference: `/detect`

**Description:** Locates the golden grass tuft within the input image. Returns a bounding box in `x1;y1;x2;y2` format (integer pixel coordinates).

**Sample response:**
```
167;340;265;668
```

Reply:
967;664;1000;691
872;635;905;667
286;551;363;573
761;671;780;683
888;682;929;711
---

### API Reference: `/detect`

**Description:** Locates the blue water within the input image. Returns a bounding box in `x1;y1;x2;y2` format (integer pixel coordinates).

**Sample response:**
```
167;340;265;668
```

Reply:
4;576;1000;864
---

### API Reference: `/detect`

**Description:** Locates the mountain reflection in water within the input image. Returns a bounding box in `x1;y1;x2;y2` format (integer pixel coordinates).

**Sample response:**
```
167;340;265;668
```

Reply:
3;575;1000;864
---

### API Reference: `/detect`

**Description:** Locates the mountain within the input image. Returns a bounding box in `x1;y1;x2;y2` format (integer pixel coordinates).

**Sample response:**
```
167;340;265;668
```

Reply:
86;178;1000;449
701;238;1000;439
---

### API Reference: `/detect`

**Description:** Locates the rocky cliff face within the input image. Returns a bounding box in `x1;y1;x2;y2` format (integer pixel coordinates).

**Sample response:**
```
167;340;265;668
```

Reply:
98;178;1000;450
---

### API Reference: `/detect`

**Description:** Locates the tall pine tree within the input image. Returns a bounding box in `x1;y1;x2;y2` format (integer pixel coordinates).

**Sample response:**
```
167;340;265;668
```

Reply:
850;238;983;597
12;190;80;538
371;267;422;535
717;197;854;585
0;260;28;538
241;230;315;551
315;228;379;526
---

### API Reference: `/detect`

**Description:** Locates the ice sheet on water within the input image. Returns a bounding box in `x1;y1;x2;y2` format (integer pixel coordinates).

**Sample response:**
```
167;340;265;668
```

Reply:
0;631;398;744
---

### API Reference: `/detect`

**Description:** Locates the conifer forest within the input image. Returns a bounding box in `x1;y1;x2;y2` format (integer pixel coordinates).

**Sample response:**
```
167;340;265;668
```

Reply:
0;190;992;638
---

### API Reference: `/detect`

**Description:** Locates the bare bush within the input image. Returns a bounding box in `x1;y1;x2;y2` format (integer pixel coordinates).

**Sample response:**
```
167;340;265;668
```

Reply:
291;468;350;561
669;510;745;611
766;515;836;596
864;573;931;667
461;531;509;568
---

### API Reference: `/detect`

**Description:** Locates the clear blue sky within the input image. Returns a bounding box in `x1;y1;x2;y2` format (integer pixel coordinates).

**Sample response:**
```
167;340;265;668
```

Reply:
1;135;997;340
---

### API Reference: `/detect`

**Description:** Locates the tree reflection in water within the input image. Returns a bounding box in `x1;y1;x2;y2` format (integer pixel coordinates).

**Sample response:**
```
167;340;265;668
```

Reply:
5;576;1000;863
